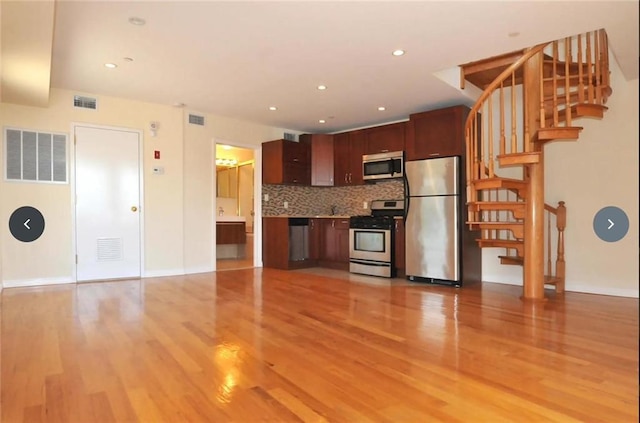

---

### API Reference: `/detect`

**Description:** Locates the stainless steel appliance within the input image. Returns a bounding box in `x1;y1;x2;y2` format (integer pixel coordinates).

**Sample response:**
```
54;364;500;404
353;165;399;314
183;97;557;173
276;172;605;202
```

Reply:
404;156;462;286
362;151;404;181
349;200;403;277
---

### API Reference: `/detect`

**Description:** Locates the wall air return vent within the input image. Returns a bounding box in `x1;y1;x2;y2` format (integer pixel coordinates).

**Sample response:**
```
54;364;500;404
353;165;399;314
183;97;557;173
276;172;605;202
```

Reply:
4;128;68;183
73;95;98;110
188;114;205;126
283;132;296;141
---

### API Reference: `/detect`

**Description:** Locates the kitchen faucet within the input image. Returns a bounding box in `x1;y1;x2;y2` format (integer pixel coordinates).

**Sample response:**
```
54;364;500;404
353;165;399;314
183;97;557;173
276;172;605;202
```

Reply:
330;205;337;216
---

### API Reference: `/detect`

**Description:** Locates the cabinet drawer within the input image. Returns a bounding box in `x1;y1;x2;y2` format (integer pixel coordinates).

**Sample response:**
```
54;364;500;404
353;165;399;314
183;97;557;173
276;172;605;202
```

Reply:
333;219;350;230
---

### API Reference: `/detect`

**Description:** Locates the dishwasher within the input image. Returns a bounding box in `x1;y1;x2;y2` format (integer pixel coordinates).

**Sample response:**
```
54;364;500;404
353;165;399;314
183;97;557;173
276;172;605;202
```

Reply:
288;218;310;261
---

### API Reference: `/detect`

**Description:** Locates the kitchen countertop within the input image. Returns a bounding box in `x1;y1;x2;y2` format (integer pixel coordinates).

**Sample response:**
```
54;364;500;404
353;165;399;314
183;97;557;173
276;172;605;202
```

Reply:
265;215;351;219
216;216;247;222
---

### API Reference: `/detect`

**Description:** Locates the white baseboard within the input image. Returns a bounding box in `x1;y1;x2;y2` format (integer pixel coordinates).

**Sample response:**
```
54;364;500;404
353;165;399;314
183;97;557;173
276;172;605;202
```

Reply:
564;283;639;298
143;268;185;278
3;276;75;289
184;265;214;275
482;277;639;298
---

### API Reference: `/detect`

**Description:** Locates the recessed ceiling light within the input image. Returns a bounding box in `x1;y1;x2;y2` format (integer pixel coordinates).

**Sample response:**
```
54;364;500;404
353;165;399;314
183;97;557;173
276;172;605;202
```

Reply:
269;106;277;111
104;63;117;69
392;49;405;56
128;17;146;26
123;57;134;62
378;106;386;111
222;145;233;150
508;31;520;38
173;102;185;107
317;85;327;90
319;119;326;124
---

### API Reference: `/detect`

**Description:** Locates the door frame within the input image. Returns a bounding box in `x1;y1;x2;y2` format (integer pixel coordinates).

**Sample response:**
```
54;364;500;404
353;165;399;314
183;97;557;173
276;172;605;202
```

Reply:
70;123;145;282
212;138;262;270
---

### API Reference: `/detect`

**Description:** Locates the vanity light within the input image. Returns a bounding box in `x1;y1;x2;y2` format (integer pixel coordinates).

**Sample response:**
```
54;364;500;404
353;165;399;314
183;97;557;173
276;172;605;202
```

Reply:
104;63;117;69
216;158;238;166
392;49;405;56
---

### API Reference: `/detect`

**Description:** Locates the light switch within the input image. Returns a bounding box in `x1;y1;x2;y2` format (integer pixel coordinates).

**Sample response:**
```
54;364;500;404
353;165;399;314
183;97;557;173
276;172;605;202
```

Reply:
152;166;164;175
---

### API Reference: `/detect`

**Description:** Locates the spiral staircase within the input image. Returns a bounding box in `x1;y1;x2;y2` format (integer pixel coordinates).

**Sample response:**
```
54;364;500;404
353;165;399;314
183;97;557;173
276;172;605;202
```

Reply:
460;29;611;300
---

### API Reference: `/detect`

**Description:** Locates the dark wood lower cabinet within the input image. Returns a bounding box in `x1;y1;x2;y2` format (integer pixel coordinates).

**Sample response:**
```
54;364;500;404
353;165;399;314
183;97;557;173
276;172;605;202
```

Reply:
263;217;349;271
318;218;349;270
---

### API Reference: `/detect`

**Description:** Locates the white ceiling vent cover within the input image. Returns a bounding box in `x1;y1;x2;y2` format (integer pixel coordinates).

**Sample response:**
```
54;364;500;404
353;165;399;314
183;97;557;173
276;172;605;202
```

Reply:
73;95;97;110
188;114;205;126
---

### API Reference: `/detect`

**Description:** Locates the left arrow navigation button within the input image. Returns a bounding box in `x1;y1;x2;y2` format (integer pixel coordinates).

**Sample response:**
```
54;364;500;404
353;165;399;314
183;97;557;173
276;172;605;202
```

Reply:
9;207;45;242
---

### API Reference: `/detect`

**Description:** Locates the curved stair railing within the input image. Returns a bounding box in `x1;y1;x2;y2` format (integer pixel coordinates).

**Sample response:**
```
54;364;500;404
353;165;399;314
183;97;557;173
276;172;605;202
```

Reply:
464;29;610;299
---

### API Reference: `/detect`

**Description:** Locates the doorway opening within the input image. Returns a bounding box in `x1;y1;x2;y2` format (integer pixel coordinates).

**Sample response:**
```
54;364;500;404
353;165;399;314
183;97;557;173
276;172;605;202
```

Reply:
215;143;255;271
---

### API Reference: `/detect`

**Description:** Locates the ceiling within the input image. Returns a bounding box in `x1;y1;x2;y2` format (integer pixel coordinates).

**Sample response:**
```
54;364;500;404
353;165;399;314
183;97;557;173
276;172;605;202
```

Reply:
2;1;638;134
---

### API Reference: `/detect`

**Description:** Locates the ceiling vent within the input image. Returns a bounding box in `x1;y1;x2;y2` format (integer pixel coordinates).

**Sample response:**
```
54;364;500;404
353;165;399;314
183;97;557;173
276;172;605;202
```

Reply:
73;95;97;110
188;114;205;126
283;132;296;141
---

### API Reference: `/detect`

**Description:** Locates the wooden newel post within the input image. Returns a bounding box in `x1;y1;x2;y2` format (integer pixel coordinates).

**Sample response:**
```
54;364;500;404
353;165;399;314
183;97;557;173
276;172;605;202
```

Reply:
555;201;566;293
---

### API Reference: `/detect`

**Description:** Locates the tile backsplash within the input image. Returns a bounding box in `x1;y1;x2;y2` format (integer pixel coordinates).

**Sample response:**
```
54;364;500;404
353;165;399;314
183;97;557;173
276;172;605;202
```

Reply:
262;180;404;216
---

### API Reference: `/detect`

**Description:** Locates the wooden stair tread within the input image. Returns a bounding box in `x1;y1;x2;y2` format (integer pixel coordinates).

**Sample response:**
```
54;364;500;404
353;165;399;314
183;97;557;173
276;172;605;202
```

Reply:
497;151;541;166
459;49;525;89
468;201;526;209
498;255;524;266
472;177;527;189
475;238;524;255
468;201;526;219
544;275;561;285
545;103;608;125
536;126;583;141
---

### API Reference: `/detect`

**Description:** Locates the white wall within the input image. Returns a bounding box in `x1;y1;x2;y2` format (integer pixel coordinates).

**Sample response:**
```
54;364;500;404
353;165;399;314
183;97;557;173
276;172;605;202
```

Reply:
182;110;291;274
0;88;293;285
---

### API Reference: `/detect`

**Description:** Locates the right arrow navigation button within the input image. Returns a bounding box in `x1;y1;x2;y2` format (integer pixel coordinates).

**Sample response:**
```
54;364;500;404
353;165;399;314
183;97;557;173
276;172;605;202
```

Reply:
594;206;629;242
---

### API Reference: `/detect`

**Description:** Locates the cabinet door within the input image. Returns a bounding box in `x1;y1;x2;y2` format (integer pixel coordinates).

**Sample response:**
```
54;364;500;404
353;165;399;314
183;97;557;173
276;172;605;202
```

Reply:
283;140;310;185
262;217;289;269
309;218;322;260
261;140;284;184
308;134;334;186
334;219;351;263
347;130;365;185
333;133;350;186
394;219;405;270
406;106;469;160
322;219;338;261
364;122;406;155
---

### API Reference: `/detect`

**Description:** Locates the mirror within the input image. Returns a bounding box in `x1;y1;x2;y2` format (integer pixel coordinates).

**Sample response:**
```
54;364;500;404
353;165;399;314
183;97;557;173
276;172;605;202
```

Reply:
216;166;238;198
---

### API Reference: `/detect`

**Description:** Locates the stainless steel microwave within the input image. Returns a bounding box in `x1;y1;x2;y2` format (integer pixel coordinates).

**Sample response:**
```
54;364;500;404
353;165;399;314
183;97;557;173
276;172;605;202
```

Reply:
362;151;404;181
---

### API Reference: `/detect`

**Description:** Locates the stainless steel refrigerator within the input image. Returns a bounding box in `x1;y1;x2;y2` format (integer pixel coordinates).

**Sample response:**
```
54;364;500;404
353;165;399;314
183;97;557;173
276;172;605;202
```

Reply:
404;156;461;286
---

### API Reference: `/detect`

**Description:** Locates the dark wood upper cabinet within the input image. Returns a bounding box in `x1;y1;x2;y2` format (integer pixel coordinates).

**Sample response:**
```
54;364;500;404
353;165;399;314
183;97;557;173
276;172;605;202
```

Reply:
300;134;334;187
262;139;310;185
406;105;470;161
334;130;365;186
364;122;406;155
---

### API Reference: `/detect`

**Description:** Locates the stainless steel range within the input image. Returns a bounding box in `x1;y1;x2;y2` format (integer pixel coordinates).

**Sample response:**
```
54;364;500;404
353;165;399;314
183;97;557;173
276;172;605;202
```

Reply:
349;200;403;278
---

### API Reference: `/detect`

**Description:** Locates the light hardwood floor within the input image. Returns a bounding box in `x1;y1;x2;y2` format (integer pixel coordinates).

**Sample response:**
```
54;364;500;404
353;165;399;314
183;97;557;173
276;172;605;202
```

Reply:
1;269;638;422
216;234;254;271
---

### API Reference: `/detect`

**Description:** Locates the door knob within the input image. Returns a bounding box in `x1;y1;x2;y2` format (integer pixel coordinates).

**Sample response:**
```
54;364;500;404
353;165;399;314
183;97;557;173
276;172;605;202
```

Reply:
131;206;138;212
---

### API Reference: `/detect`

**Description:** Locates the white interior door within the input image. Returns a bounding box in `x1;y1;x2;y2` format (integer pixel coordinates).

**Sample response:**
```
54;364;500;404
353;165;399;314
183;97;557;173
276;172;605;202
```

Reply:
75;126;141;281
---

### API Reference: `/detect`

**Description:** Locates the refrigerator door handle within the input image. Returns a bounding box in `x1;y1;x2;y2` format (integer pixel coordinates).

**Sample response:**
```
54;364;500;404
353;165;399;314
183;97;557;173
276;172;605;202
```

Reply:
403;175;410;220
